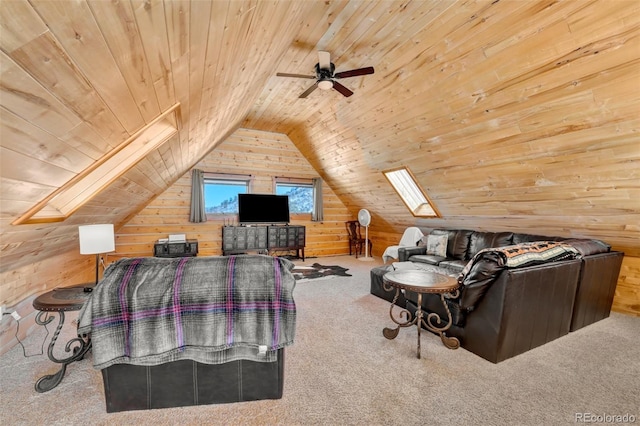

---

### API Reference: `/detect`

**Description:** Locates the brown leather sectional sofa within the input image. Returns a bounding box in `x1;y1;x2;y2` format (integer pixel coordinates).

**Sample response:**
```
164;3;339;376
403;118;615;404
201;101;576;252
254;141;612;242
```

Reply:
370;229;624;363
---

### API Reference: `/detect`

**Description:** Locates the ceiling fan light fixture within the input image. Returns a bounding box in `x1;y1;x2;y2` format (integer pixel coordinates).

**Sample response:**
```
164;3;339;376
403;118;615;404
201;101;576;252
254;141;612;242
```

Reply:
318;80;333;90
276;51;374;97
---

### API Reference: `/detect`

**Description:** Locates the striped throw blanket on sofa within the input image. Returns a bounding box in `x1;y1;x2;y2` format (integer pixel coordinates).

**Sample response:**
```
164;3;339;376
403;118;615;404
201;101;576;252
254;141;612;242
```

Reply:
457;241;580;310
78;255;296;369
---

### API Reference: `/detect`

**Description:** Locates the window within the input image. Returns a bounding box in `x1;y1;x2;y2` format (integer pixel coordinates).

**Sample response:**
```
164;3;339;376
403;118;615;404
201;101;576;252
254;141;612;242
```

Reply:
275;178;314;214
12;104;181;225
383;167;440;217
204;173;251;214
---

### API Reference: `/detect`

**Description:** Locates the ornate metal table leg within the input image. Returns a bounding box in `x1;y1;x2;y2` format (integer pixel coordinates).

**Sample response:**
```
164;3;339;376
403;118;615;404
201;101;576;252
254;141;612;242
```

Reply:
34;311;92;393
421;291;460;350
382;287;402;339
415;294;423;359
382;286;417;340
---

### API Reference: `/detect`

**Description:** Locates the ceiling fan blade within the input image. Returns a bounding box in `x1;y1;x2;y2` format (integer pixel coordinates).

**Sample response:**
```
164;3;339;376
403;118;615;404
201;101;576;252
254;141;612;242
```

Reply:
299;82;319;98
276;72;316;79
332;81;353;97
318;51;331;70
334;66;375;79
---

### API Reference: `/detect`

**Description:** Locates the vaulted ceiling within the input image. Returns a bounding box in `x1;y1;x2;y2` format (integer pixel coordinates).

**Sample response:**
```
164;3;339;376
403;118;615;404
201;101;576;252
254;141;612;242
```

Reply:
1;0;639;275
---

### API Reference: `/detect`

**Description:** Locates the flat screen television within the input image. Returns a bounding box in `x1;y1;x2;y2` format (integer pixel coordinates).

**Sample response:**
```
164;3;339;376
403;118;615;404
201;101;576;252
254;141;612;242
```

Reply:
238;193;290;224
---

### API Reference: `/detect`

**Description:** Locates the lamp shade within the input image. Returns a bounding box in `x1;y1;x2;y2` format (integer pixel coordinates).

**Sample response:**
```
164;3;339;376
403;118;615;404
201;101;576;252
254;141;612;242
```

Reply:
79;224;115;255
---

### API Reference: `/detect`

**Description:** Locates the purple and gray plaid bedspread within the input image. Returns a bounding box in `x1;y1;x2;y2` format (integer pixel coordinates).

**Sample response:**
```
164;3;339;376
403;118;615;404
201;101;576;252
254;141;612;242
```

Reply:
78;255;296;369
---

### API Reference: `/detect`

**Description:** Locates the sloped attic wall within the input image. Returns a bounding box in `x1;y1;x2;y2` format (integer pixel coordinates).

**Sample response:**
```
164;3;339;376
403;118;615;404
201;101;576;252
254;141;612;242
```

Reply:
245;0;640;258
0;0;317;292
243;1;640;315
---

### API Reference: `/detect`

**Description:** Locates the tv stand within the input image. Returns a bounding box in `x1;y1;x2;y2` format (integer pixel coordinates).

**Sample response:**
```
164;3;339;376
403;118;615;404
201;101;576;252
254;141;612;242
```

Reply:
222;225;305;260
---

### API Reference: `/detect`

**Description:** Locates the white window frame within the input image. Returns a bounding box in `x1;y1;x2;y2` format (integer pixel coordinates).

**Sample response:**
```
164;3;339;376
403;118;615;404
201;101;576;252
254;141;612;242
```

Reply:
274;177;314;215
12;104;180;224
383;167;440;217
203;172;252;215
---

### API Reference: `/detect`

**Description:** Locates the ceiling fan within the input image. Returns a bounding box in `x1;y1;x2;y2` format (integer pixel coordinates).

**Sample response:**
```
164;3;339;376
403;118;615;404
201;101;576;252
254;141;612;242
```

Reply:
276;51;374;98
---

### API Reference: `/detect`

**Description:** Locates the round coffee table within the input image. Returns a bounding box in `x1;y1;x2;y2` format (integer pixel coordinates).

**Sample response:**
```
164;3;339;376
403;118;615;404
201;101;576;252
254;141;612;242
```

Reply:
32;283;94;392
382;270;460;358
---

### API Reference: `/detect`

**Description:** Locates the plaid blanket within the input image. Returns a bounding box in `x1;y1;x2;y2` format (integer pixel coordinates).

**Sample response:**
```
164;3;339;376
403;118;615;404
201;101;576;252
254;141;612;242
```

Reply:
78;255;296;369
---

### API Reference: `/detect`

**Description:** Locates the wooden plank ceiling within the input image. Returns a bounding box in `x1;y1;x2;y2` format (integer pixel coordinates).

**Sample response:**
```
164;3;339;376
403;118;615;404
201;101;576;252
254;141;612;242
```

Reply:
1;0;639;274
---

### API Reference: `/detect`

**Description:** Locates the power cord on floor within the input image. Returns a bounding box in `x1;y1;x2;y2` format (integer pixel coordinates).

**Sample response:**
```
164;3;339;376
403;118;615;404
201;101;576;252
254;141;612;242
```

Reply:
2;311;49;358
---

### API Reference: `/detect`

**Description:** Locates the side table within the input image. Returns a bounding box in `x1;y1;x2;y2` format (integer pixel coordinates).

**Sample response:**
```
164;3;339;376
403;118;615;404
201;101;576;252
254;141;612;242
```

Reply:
382;270;460;359
32;283;94;393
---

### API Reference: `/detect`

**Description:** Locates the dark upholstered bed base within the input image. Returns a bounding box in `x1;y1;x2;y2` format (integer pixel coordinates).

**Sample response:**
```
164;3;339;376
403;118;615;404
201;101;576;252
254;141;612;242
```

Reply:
101;348;285;412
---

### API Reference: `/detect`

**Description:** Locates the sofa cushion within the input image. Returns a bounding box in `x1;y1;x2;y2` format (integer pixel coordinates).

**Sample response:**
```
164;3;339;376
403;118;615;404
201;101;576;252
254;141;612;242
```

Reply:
426;234;448;257
467;232;514;259
562;238;611;256
512;233;560;244
438;259;467;274
408;254;445;265
431;229;473;260
398;246;426;262
392;262;455;277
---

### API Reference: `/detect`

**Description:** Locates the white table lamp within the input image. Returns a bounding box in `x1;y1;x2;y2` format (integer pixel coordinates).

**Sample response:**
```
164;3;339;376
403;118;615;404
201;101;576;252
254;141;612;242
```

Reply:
79;224;115;285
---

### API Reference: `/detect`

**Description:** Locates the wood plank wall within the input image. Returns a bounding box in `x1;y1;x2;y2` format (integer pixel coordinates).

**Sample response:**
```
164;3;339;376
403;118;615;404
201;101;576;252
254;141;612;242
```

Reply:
114;129;353;261
616;257;640;316
0;251;94;355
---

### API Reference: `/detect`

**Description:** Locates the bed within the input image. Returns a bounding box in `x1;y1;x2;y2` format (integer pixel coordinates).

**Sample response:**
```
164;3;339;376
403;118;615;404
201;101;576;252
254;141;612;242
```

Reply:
78;254;296;412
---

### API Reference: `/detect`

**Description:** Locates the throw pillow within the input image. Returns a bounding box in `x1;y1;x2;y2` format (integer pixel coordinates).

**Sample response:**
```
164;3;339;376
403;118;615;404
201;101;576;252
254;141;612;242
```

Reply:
426;234;448;257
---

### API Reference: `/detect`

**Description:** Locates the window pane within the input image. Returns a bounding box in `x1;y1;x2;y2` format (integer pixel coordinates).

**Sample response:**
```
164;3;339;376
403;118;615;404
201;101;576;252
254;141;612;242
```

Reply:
383;167;439;217
276;184;313;213
204;180;247;213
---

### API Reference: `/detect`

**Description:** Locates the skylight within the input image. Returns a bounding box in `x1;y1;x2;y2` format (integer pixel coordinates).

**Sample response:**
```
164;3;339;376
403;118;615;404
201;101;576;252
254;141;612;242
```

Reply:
383;167;440;217
12;104;181;225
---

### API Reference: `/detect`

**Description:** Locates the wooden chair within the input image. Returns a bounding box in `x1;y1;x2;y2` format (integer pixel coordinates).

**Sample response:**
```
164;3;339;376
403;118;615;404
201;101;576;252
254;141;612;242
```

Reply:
346;220;372;258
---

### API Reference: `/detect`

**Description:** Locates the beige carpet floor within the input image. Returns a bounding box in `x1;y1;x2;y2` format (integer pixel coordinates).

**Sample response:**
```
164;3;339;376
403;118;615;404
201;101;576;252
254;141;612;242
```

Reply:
1;255;638;425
